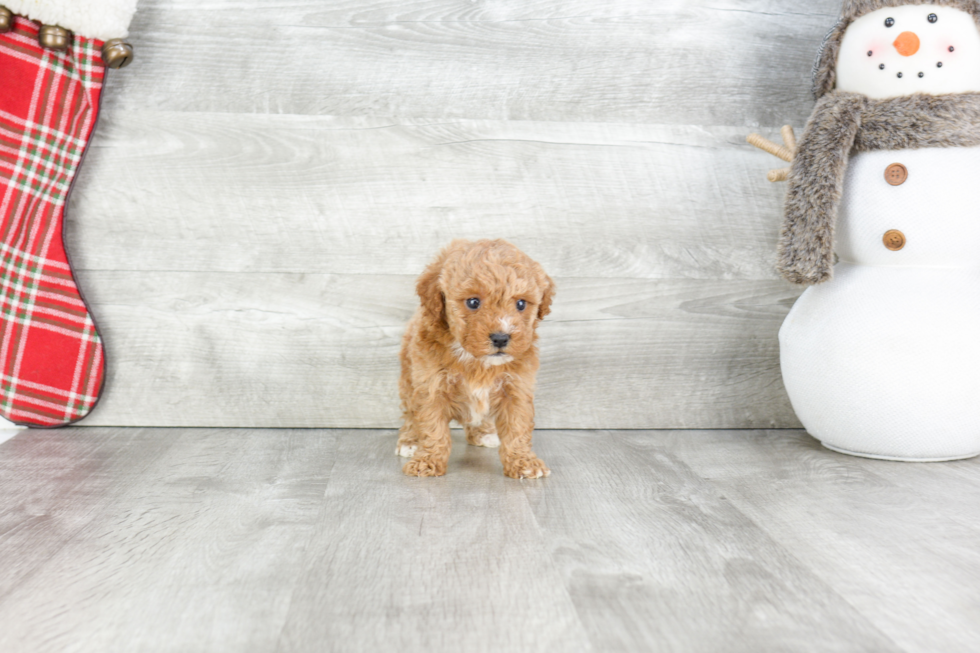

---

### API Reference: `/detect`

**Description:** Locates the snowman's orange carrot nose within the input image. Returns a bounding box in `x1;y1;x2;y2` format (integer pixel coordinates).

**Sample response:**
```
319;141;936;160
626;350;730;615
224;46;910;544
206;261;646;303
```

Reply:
894;31;920;56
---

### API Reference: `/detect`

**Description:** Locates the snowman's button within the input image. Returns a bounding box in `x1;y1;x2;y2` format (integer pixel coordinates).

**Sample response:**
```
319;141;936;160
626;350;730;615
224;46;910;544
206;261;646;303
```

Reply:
885;163;908;186
883;229;906;251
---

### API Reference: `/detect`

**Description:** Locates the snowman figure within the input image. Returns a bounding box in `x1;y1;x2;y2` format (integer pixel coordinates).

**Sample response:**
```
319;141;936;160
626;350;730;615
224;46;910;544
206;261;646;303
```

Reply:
752;0;980;460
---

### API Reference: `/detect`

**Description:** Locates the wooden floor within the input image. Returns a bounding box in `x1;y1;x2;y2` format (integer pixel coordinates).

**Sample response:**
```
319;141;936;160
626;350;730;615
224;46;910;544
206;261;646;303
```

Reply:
1;428;978;653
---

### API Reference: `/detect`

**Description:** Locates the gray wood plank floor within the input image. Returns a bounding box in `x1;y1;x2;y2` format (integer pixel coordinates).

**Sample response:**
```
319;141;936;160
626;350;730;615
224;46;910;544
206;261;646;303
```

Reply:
1;428;977;652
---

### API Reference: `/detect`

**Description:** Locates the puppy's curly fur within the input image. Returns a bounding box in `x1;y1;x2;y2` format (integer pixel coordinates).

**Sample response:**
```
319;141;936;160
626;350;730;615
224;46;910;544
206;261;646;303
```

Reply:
397;239;555;479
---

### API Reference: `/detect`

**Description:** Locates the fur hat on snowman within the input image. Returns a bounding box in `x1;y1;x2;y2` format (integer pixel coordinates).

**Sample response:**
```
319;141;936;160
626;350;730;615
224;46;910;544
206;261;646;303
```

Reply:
753;0;980;285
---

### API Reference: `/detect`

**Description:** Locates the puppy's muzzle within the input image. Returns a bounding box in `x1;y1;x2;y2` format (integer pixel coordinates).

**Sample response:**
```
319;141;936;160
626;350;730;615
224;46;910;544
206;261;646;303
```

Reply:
490;332;510;350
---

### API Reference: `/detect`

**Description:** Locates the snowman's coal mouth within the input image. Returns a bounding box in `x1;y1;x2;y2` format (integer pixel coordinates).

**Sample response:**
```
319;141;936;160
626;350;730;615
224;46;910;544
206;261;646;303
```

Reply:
892;71;927;79
881;64;944;77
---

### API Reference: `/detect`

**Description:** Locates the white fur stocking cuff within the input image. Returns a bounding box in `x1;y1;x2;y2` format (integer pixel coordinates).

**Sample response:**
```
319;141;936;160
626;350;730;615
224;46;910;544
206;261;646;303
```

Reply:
3;0;139;40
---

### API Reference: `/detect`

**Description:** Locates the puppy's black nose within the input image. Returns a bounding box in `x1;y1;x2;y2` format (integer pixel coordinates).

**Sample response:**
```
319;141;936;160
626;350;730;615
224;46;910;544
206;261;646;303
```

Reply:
490;333;510;349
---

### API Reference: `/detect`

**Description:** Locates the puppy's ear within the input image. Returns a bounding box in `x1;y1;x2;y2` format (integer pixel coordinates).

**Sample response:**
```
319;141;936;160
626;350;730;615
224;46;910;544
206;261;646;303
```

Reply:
416;258;447;326
536;268;555;320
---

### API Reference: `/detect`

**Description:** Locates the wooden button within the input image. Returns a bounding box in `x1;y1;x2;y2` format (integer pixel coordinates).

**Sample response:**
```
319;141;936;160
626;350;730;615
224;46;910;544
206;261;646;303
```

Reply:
885;163;908;186
883;229;906;251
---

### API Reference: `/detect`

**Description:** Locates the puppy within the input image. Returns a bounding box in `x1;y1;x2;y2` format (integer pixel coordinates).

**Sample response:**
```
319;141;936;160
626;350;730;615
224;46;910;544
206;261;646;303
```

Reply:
397;239;555;479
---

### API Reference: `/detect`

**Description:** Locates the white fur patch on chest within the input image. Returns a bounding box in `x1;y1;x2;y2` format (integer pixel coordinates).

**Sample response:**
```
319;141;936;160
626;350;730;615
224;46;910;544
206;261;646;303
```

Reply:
461;382;493;426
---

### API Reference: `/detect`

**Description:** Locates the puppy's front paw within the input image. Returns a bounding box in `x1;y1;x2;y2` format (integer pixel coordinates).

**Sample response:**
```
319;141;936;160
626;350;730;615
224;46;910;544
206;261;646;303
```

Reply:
503;456;550;480
396;444;418;458
403;456;447;477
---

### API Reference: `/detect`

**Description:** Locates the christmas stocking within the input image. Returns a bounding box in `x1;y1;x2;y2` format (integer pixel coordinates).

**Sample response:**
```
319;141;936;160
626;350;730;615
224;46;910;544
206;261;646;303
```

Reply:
0;1;136;428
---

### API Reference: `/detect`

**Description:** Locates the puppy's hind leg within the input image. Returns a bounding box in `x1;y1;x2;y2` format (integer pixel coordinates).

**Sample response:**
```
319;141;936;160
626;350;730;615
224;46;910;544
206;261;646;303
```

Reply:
465;421;500;449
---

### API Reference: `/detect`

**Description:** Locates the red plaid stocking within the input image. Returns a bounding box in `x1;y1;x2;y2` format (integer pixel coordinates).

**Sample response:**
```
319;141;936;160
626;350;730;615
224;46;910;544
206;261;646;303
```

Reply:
0;17;106;427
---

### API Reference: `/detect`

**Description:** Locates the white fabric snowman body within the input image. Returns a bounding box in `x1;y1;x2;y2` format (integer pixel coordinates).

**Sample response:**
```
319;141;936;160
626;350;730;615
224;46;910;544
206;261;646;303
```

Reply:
778;1;980;460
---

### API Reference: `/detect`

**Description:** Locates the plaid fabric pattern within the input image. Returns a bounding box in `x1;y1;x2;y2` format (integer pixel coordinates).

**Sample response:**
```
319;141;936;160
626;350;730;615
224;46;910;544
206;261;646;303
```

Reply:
0;17;105;427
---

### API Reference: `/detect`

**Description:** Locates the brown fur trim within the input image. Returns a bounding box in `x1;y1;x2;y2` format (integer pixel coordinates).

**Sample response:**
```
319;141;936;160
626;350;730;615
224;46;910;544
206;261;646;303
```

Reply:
813;21;849;99
779;91;980;285
854;91;980;149
813;0;980;98
780;93;866;285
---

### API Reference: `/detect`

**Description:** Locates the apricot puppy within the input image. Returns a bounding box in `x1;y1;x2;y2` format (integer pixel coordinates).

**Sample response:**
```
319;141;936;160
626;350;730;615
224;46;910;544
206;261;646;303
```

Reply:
397;239;555;479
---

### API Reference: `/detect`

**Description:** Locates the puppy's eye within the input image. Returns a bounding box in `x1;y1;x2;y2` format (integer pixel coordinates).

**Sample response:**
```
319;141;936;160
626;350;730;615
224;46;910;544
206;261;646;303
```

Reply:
516;299;527;312
885;17;895;27
928;13;938;23
466;298;481;310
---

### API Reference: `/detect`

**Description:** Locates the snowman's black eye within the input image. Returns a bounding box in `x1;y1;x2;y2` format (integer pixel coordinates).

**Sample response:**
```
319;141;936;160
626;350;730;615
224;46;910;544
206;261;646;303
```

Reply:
950;45;956;52
938;61;943;67
928;13;938;23
868;50;873;56
885;17;895;27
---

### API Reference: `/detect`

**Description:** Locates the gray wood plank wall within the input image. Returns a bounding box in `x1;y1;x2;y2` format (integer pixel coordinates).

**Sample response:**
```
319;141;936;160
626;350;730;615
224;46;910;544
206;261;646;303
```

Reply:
68;0;842;428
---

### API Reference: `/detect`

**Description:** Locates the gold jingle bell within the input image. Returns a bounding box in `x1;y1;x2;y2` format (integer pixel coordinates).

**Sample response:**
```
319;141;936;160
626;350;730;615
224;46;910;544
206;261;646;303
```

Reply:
39;24;71;51
0;6;14;34
101;38;134;69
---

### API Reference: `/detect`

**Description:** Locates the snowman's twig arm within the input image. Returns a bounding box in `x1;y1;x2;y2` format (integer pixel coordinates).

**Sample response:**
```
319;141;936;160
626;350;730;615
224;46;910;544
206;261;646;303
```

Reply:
768;168;791;183
780;126;797;153
747;127;798;183
746;133;794;163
